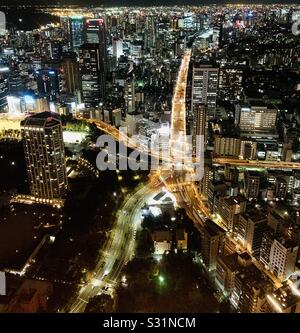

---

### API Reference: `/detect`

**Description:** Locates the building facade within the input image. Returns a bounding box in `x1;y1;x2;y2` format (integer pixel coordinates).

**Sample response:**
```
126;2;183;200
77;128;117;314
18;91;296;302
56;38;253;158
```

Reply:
21;112;68;202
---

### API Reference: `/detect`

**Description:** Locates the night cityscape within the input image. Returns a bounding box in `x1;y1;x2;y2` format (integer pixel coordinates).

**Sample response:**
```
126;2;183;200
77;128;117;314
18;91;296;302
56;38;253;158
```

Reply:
0;1;300;319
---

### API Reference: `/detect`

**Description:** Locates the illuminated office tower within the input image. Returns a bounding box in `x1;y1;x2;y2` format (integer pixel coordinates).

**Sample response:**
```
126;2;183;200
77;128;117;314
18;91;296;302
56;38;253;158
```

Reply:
191;64;219;119
192;103;207;156
125;77;136;114
237;211;267;256
21;112;68;201
84;18;107;73
269;238;298;282
245;170;261;200
235;102;277;132
145;15;156;49
70;17;84;51
112;38;124;60
0;67;9;109
9;71;24;94
35;69;59;101
60;16;70;41
212;24;223;49
79;44;105;107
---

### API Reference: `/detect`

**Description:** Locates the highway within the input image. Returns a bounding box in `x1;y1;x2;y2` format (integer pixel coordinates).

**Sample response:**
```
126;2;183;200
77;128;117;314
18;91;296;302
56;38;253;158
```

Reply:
79;118;300;171
72;49;297;312
156;49;210;231
212;157;300;170
68;183;158;313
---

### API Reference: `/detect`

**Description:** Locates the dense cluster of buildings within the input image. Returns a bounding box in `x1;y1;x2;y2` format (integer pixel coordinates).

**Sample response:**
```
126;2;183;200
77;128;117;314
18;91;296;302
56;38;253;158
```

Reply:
0;4;300;313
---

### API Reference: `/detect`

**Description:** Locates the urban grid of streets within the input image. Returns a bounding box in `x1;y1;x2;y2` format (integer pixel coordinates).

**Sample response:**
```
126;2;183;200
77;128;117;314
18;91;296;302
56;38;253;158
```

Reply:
71;47;294;311
69;49;196;312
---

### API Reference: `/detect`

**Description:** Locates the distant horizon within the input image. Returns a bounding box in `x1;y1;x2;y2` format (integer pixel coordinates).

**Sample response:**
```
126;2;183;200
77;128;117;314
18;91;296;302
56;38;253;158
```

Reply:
0;0;299;7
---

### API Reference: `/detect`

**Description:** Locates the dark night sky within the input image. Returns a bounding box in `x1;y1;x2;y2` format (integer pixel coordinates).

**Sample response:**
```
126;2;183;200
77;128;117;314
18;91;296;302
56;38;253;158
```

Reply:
0;0;299;6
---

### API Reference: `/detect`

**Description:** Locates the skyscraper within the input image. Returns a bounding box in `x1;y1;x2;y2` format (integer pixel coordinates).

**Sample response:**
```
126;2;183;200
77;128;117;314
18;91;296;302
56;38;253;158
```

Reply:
0;67;9;109
84;18;107;76
192;103;207;156
35;69;60;101
61;53;80;96
79;44;105;107
85;18;107;45
125;77;136;114
237;210;267;256
21;112;68;202
269;239;298;282
201;219;225;271
112;38;124;60
70;17;84;51
244;170;261;199
191;64;219;119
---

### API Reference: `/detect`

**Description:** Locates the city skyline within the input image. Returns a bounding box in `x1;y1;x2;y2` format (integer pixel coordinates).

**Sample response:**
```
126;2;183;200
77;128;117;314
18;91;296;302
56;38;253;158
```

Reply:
0;2;300;317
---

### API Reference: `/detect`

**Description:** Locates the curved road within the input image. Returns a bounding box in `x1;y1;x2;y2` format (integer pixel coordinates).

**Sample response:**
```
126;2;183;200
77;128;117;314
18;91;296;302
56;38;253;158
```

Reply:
68;183;158;313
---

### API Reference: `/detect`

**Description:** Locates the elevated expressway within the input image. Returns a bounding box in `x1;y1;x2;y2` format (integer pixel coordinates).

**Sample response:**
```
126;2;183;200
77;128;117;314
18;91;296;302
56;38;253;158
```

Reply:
80;120;300;171
155;49;210;230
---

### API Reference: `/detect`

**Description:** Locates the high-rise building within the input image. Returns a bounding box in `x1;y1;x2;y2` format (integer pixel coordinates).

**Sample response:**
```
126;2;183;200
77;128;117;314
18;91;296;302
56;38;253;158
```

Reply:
212;24;223;49
192;103;207;156
200;165;213;199
84;18;107;76
200;219;225;271
259;227;275;267
112;38;124;60
79;44;105;107
235;102;278;132
218;195;247;232
240;140;257;160
191;64;219;119
275;177;288;201
70;17;84;51
20;112;68;202
61;53;80;96
230;253;272;313
269;238;298;282
244;171;261;199
0;68;9;109
216;252;272;313
125;77;136;114
214;136;241;157
8;71;24;94
237;210;267;256
35;69;60;101
60;16;70;41
267;282;300;313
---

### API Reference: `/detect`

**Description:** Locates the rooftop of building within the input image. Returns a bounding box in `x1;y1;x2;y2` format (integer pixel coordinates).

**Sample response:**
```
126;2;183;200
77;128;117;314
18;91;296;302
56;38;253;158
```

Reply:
151;230;172;242
246;170;262;178
218;252;240;272
220;252;272;294
223;195;247;206
20;112;61;128
274;237;298;250
203;219;225;237
238;100;278;110
241;209;267;223
271;281;300;311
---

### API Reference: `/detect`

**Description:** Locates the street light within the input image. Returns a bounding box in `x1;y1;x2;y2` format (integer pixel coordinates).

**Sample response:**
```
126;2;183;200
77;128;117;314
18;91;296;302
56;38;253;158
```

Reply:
158;275;165;285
